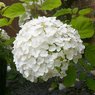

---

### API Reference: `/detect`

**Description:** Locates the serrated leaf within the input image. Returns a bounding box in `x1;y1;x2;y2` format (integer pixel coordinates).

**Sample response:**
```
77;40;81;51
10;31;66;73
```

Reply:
41;0;61;10
3;3;25;18
0;18;8;27
54;8;72;17
71;16;94;39
79;8;92;16
63;65;77;87
86;78;95;91
85;44;95;66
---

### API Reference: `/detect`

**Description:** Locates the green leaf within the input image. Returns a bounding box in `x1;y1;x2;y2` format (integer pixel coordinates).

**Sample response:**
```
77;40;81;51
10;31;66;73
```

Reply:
78;58;93;71
63;65;77;87
79;72;86;80
85;44;95;66
20;0;38;3
0;18;8;27
7;69;18;80
4;37;15;46
51;82;58;89
86;78;95;91
79;8;92;16
72;8;78;14
0;18;14;27
3;3;25;18
8;18;14;25
41;0;61;10
71;16;94;39
54;8;72;17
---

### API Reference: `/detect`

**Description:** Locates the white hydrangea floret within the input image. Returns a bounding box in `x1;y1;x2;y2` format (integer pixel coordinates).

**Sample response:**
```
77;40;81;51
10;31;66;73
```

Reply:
13;16;85;82
0;28;10;40
0;28;12;50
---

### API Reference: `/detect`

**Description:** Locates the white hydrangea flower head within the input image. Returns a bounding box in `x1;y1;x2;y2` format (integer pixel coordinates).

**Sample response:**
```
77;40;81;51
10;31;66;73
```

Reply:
0;28;10;40
13;16;85;82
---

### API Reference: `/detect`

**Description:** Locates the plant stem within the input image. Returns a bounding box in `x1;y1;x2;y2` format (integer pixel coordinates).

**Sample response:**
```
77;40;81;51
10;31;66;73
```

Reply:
9;25;17;33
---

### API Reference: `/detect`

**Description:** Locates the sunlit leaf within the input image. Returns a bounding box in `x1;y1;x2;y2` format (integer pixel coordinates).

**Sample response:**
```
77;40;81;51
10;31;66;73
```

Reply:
79;8;93;15
63;65;77;87
54;8;72;17
41;0;61;10
3;3;25;18
0;18;8;27
71;16;94;39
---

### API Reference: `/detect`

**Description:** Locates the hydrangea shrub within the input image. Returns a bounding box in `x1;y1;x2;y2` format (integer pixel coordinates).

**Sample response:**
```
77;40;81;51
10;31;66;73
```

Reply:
12;16;85;82
0;0;95;92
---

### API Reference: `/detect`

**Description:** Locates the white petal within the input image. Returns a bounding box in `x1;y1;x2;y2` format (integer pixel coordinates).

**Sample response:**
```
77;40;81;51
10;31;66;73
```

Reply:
40;50;48;57
49;44;56;51
45;27;57;37
37;57;44;65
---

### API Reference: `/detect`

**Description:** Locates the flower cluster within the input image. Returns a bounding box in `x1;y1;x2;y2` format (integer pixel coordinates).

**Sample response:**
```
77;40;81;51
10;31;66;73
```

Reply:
0;28;11;51
0;28;10;40
13;16;85;82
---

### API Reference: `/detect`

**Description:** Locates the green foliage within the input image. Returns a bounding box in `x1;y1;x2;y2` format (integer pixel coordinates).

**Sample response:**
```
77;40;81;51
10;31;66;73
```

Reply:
41;0;61;10
63;64;77;87
79;72;86;80
0;18;8;27
86;78;95;91
3;3;25;18
0;18;14;27
7;69;18;80
54;8;79;17
72;8;78;14
79;58;93;72
4;37;15;46
50;81;58;90
78;53;95;91
79;8;92;16
20;0;38;3
85;44;95;66
53;7;94;39
71;16;94;39
54;8;72;17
